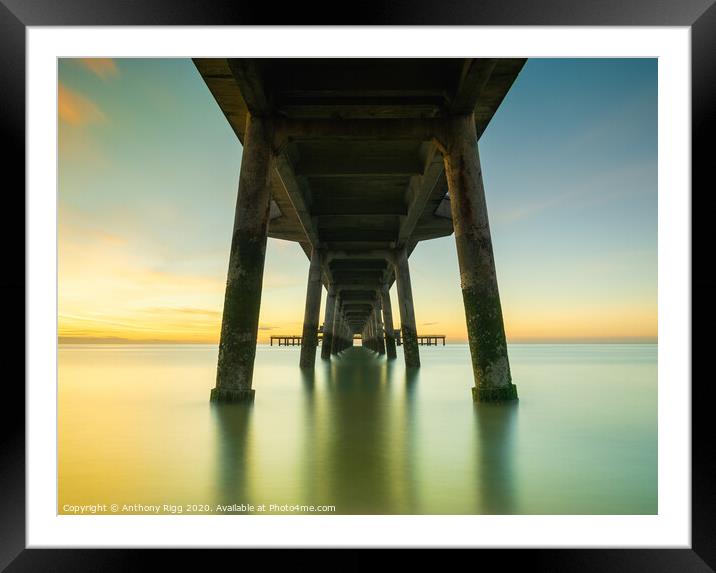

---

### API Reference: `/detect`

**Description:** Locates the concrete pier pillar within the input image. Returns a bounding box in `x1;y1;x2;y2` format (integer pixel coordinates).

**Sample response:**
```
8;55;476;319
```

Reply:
212;114;272;403
321;285;336;359
375;301;386;355
381;287;397;359
300;248;323;368
443;113;517;402
393;248;420;368
330;299;341;355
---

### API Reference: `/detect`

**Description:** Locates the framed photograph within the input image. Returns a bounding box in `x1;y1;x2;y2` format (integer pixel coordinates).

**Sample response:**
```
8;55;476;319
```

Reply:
5;0;713;569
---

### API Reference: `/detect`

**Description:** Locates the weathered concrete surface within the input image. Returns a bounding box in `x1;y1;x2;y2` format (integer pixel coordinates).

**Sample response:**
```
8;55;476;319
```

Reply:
363;320;375;351
212;114;272;403
380;287;398;359
299;248;323;368
331;306;343;355
394;248;420;368
374;301;386;355
443;113;517;402
321;285;336;359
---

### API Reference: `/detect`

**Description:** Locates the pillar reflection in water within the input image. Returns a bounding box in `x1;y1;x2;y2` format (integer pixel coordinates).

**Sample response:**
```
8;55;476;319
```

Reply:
398;366;420;513
473;402;519;514
318;348;401;514
211;403;254;511
210;347;519;515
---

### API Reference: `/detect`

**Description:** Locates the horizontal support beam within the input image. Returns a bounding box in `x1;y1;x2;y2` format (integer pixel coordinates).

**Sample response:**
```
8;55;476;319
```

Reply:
294;155;423;178
313;201;408;216
340;291;377;300
274;118;446;148
325;250;394;262
320;230;397;242
330;259;388;271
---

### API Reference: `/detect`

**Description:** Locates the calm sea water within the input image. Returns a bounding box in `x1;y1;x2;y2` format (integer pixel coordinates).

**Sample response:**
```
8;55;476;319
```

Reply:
58;343;657;515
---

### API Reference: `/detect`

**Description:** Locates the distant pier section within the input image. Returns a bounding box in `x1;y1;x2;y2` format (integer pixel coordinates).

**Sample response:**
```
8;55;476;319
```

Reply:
271;330;445;346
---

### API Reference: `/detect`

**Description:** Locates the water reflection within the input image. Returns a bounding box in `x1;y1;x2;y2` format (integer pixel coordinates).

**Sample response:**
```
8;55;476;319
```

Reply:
400;367;420;513
211;403;253;510
57;344;656;515
323;348;394;513
208;348;520;515
473;402;519;514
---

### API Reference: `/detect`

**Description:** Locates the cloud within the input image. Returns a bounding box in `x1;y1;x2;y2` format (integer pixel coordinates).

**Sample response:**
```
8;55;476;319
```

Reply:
78;58;119;80
141;307;220;317
58;83;106;126
493;162;656;226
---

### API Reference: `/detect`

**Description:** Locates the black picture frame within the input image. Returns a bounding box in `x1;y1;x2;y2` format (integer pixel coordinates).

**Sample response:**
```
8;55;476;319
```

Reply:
3;1;713;570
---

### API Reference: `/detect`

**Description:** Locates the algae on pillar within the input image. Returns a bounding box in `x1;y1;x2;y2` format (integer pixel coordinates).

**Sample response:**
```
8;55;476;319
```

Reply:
299;248;323;368
212;114;273;403
380;286;397;359
443;113;517;402
393;248;420;368
321;284;336;359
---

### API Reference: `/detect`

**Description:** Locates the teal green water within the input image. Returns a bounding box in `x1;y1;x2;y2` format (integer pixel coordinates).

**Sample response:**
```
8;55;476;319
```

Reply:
58;343;657;515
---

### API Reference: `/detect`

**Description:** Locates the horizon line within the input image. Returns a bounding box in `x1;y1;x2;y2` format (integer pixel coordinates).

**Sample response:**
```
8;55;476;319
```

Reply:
58;336;658;346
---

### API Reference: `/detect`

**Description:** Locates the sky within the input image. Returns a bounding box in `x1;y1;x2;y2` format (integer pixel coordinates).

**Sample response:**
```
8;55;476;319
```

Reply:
58;58;657;344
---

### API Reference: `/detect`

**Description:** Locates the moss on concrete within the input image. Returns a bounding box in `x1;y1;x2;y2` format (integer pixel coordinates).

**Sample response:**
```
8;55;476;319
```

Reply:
461;285;512;387
402;325;421;367
210;387;256;403
472;383;518;403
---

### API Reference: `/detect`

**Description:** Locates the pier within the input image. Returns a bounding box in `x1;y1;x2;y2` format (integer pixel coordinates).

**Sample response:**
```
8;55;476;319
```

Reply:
270;334;321;346
418;335;446;346
198;58;523;403
271;332;444;346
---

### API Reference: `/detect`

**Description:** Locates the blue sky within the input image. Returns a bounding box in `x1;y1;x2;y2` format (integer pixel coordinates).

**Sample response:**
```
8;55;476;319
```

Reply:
58;58;657;343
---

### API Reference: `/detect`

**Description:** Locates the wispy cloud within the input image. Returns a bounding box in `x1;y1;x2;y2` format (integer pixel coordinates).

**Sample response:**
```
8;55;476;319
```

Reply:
493;162;655;226
58;83;106;126
141;307;220;317
77;58;119;80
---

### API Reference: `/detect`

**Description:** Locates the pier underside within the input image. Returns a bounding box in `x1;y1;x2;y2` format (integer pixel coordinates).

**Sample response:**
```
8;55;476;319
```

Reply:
197;58;524;403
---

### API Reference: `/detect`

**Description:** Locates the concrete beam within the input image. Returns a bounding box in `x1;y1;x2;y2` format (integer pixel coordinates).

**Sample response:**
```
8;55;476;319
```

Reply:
397;143;445;247
295;155;422;178
227;59;272;116
273;153;320;248
450;59;497;115
273;117;446;149
325;250;394;263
